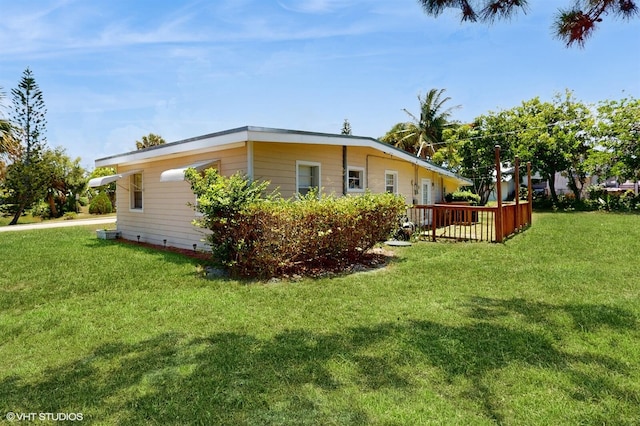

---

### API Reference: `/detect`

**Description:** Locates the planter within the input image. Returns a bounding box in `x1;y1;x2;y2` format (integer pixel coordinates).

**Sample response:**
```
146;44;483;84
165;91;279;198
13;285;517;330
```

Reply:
96;229;121;240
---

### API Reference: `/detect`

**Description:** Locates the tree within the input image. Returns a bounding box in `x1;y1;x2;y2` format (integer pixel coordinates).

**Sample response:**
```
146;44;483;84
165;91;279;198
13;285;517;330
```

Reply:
1;88;18;157
512;91;594;203
417;0;638;47
136;133;166;150
441;111;517;205
341;119;352;135
5;68;49;225
88;167;117;206
385;88;460;158
41;147;87;217
596;97;640;185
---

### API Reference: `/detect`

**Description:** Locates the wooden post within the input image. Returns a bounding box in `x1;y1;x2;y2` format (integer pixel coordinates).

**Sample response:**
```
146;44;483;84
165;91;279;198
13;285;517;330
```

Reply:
495;145;503;242
432;206;437;241
514;156;520;231
527;161;533;225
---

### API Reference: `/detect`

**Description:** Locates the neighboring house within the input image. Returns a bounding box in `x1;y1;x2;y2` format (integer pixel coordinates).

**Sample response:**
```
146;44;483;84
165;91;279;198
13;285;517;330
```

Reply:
89;126;471;250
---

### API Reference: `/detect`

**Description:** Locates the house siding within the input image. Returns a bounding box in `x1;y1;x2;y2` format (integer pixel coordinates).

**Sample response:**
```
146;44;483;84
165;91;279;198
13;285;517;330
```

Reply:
104;131;469;252
115;147;247;250
252;142;344;197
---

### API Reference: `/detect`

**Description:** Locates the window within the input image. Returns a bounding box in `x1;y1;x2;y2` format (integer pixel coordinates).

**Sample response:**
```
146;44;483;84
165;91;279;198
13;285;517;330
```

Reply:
347;167;365;192
296;161;321;197
385;171;398;194
130;173;143;211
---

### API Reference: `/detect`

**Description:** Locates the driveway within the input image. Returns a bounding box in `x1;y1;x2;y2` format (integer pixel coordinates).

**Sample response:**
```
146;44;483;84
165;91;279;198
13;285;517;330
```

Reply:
0;217;116;232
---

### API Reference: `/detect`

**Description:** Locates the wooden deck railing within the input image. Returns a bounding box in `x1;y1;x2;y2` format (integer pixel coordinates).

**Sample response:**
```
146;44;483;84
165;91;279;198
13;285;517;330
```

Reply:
407;201;532;243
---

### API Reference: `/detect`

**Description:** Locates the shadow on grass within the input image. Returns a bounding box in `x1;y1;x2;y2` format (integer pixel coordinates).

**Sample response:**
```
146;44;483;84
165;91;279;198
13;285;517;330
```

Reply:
1;300;638;424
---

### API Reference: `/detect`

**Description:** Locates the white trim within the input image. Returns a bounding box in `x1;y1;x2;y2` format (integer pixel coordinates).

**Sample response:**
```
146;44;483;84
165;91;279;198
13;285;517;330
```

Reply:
129;172;144;213
421;178;432;205
87;169;142;188
160;159;219;182
247;140;254;180
96;141;245;168
93;126;470;185
385;170;398;194
347;166;366;192
296;160;321;198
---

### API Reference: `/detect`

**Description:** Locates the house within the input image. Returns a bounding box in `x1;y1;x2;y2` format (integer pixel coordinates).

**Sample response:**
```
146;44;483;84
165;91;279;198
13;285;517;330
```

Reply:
89;126;471;250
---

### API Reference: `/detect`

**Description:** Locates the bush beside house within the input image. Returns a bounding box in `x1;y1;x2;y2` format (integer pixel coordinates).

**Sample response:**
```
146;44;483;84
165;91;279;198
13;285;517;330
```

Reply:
186;168;406;279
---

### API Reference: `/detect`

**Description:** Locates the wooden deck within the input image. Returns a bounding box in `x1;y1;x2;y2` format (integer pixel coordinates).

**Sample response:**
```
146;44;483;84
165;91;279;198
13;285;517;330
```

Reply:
407;201;532;243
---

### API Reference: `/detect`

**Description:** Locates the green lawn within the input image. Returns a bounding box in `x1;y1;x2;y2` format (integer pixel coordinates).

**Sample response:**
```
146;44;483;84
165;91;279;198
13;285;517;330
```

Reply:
1;212;639;425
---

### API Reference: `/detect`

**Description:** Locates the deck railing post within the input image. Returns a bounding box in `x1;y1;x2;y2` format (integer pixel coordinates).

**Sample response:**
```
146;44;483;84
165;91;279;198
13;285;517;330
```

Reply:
494;145;503;242
527;161;533;225
515;156;520;231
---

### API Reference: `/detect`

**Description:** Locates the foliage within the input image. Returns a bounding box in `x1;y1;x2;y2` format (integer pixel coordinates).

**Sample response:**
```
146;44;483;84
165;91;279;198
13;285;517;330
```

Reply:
532;185;640;213
88;167;117;205
444;190;480;205
341;118;352;135
5;68;49;225
41;147;87;217
437;90;596;206
186;168;405;278
135;133;166;150
596;97;640;183
89;191;113;214
383;88;459;158
438;114;516;205
417;0;639;47
512;90;595;203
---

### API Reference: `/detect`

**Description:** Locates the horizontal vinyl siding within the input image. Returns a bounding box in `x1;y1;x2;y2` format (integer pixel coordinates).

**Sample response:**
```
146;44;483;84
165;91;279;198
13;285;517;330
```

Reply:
253;142;343;198
115;147;247;250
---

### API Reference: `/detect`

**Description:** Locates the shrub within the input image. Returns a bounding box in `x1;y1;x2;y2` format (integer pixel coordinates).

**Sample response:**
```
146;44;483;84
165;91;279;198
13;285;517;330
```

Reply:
186;168;406;279
32;201;52;218
89;192;113;214
444;190;481;205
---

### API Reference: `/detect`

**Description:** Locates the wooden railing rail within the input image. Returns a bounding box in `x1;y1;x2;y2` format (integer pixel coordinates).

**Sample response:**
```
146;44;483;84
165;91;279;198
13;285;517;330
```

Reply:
407;201;532;243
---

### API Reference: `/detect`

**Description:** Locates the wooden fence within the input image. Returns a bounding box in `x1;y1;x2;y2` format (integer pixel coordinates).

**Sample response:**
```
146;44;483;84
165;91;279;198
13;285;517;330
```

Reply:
406;146;533;243
407;201;532;243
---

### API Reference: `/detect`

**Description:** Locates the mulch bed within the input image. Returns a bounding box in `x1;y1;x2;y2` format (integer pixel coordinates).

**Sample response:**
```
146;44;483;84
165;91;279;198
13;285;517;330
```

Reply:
113;238;212;261
112;237;395;280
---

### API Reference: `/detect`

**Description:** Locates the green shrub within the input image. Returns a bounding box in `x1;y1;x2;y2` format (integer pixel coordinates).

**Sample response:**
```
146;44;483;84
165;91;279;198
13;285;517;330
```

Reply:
89;192;113;214
186;168;406;279
32;201;52;218
444;190;481;205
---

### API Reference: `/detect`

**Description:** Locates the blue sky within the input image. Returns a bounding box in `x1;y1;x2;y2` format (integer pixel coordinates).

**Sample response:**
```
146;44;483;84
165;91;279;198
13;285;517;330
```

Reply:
1;0;639;169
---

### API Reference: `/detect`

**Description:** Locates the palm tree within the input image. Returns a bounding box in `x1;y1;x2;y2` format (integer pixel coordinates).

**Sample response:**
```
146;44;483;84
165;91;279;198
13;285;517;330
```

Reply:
0;88;18;158
392;88;460;159
135;133;166;150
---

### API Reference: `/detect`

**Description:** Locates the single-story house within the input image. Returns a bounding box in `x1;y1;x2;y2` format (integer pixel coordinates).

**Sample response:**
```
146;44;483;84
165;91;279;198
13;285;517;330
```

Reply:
89;126;471;250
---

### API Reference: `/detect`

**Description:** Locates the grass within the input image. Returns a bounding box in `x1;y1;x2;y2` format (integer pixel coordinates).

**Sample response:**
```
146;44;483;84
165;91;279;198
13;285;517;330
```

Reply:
0;210;116;226
0;212;639;425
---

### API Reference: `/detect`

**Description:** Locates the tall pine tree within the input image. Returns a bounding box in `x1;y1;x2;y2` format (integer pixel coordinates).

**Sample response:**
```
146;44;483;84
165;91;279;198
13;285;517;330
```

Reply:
6;68;49;225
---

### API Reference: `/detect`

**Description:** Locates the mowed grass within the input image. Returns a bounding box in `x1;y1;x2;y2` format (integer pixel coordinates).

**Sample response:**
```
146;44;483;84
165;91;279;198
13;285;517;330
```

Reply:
0;212;639;425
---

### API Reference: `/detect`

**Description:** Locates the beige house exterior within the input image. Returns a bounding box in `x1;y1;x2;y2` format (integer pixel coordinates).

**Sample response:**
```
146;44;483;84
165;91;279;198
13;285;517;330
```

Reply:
90;126;471;250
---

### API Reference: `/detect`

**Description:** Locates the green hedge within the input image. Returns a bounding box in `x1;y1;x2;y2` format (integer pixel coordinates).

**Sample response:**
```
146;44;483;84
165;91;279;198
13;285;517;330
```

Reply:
89;192;113;214
186;169;406;279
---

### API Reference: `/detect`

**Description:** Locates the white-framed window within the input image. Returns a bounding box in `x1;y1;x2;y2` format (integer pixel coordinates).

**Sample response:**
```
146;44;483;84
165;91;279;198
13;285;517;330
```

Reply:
385;170;398;194
296;161;321;198
130;172;143;211
347;166;365;192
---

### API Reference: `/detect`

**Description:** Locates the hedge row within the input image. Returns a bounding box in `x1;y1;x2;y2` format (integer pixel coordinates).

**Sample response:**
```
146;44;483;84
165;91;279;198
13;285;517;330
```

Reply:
186;169;406;279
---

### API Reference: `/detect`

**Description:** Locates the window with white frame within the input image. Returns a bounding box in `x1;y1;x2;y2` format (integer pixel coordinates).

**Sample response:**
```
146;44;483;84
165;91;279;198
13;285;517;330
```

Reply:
130;172;143;211
296;161;321;197
385;170;398;194
347;166;365;192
